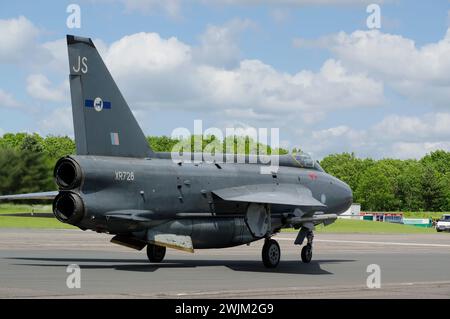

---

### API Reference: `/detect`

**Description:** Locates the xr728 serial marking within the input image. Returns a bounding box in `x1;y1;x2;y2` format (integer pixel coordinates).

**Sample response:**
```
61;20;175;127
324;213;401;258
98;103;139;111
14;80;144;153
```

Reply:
115;171;135;182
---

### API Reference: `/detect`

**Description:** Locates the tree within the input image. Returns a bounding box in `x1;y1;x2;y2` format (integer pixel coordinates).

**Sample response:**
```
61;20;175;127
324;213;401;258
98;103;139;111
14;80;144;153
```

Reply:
421;150;450;176
442;172;450;211
0;133;29;150
396;160;424;211
0;148;24;195
0;131;449;212
320;153;374;200
421;165;446;212
147;136;181;152
0;148;54;196
147;134;285;156
355;161;401;211
42;136;76;160
20;134;44;153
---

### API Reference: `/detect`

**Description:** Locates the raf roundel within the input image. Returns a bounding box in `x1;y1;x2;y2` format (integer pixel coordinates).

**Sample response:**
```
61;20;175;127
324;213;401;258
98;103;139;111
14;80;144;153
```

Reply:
94;97;103;112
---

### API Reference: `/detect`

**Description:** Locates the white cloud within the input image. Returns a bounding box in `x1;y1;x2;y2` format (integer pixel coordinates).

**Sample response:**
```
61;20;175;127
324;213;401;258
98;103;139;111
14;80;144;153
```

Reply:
0;17;93;73
300;112;325;125
26;74;68;102
303;113;450;159
0;16;49;65
304;29;450;108
38;107;74;137
30;27;384;139
99;30;383;124
0;89;21;109
206;0;385;5
194;19;254;68
110;0;386;18
195;59;383;114
312;125;353;139
290;28;450;157
104;32;195;108
40;37;108;76
270;8;291;24
9;14;438;162
41;39;69;73
373;113;450;143
106;32;191;74
307;125;369;157
222;108;274;121
100;0;392;23
114;0;181;17
390;141;450;159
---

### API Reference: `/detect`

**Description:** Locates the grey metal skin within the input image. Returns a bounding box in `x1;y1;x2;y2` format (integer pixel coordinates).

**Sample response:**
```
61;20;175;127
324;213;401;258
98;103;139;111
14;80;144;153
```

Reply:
53;154;352;249
1;34;353;258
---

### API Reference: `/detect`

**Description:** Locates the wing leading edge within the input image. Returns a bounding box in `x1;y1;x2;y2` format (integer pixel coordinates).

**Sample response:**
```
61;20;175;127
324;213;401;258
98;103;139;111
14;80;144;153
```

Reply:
0;191;59;201
212;184;326;208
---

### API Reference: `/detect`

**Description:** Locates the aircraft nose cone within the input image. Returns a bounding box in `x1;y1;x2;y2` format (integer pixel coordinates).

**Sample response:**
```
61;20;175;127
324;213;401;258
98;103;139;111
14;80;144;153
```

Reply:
333;179;353;214
343;183;353;210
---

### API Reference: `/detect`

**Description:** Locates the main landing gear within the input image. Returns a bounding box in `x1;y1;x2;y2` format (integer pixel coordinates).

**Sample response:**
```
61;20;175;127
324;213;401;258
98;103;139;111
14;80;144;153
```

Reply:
146;243;166;263
262;239;281;268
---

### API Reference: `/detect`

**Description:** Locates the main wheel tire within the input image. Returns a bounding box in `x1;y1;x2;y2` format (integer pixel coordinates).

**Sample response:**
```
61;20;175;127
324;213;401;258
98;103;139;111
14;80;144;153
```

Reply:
262;239;281;268
146;244;166;263
301;244;312;263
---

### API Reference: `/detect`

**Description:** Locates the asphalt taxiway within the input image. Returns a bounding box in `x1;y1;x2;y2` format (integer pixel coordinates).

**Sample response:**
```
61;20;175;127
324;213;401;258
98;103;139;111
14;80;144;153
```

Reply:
0;229;449;298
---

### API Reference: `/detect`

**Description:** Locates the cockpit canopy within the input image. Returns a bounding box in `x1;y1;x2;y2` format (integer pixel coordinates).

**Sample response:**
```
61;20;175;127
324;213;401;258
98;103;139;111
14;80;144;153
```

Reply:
292;152;325;172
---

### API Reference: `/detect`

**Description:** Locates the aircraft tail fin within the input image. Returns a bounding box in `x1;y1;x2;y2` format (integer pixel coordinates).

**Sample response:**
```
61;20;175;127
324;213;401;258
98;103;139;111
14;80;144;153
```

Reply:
67;35;153;158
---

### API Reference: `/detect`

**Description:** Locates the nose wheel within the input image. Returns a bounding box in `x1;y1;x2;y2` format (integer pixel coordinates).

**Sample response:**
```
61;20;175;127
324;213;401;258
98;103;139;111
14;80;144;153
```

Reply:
262;239;280;268
301;244;312;263
301;231;314;263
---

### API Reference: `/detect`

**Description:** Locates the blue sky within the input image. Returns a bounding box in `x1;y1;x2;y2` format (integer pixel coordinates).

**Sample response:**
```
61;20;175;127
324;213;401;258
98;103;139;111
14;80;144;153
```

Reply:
1;0;450;159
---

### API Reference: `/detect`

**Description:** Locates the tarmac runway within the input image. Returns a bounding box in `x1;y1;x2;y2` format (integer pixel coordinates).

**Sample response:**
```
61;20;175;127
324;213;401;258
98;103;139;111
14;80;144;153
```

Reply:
0;229;450;298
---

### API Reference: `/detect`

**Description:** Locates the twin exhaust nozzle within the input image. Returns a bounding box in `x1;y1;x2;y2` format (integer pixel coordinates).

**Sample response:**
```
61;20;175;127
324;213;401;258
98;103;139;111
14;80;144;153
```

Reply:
54;157;83;190
53;157;85;224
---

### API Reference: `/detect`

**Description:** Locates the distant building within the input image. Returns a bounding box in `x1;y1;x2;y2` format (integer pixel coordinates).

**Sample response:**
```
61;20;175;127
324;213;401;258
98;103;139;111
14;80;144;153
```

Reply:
360;212;403;224
344;210;433;228
403;218;432;228
339;204;361;220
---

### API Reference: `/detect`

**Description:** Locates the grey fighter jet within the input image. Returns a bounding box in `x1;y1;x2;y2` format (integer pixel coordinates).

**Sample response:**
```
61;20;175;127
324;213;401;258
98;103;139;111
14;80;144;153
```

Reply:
0;35;353;268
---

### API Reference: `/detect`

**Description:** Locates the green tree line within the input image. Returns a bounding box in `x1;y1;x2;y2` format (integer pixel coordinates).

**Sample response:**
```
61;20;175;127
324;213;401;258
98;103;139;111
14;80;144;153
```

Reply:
0;133;449;212
321;152;450;212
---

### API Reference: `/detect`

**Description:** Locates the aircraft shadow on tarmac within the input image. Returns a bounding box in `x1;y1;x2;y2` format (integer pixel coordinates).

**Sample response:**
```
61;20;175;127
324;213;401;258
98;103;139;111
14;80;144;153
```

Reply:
10;257;356;275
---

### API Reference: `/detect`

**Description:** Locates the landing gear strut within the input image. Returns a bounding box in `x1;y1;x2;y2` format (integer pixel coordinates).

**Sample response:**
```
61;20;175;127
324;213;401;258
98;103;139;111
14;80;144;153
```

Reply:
262;239;280;268
301;231;314;263
146;243;166;263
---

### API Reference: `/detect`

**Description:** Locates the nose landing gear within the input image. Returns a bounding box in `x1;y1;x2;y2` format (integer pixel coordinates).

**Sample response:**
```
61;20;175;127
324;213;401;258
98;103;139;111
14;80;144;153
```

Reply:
295;227;314;263
301;231;314;263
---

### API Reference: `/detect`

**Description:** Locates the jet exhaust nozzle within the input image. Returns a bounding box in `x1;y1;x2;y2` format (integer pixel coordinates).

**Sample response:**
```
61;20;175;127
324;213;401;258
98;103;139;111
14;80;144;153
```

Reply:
54;157;83;190
53;192;85;224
